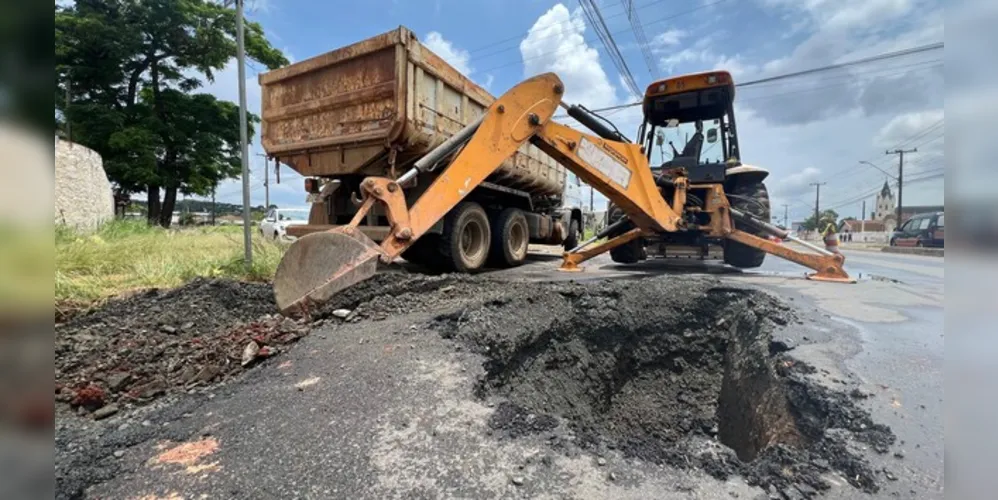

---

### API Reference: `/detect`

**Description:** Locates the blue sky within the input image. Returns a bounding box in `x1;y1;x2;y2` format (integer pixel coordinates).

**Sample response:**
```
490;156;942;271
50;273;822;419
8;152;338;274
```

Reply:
206;0;944;224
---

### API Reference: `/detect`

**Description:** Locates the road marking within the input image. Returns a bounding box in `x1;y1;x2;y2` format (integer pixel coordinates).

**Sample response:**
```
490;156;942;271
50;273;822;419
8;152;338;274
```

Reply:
841;253;943;279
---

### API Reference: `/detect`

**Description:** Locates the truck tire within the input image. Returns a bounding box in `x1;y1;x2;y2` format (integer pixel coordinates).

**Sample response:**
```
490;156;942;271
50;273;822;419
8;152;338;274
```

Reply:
724;180;770;269
489;208;529;267
606;203;643;264
441;202;491;272
563;219;580;251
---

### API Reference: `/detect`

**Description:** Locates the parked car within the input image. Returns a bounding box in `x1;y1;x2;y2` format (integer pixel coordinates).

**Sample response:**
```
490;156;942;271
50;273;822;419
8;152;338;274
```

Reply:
890;212;944;248
259;207;310;241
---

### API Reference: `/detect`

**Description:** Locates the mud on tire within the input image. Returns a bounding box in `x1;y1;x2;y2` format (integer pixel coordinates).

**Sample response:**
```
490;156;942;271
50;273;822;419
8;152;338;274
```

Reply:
606;203;643;264
724;180;771;269
488;208;529;268
441;202;491;272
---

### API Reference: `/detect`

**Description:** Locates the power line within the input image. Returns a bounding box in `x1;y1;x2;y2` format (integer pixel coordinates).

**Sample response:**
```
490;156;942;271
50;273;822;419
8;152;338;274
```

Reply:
468;0;706;57
578;0;641;97
556;41;944;114
478;0;731;74
739;42;944;88
621;0;657;76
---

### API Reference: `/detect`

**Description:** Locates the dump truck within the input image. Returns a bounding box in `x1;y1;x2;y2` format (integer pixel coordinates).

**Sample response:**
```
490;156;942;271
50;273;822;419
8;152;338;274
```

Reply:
271;71;854;315
258;27;582;272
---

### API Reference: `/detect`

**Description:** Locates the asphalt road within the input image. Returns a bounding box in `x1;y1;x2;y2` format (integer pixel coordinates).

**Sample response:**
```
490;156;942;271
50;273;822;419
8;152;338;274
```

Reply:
63;248;944;499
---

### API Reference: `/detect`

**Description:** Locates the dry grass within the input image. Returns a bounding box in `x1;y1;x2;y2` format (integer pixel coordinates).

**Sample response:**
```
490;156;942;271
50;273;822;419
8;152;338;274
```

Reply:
56;220;285;307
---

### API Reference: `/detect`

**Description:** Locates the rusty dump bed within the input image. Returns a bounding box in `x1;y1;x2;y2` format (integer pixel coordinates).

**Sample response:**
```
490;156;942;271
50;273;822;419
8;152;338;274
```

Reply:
259;26;566;198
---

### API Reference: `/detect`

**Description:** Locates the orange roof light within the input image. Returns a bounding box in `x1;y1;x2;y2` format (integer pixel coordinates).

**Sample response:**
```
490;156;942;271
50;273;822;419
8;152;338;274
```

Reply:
644;71;733;97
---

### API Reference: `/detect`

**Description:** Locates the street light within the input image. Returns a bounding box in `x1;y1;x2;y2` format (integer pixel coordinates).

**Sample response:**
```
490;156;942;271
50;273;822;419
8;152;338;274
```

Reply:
858;160;897;180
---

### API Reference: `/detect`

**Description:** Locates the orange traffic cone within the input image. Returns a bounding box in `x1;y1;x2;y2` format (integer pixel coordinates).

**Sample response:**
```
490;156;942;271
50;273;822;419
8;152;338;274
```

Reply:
824;231;841;254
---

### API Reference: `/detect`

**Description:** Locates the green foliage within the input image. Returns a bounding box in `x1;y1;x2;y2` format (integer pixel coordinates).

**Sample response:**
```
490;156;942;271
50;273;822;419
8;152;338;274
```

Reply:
800;209;839;231
55;0;289;226
56;220;285;304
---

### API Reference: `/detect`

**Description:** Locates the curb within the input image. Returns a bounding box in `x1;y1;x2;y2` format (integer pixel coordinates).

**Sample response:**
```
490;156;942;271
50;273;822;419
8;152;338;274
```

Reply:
881;246;944;257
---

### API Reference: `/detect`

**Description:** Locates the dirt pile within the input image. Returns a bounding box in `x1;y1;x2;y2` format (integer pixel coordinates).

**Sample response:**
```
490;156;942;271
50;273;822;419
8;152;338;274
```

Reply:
429;276;895;497
55;278;307;415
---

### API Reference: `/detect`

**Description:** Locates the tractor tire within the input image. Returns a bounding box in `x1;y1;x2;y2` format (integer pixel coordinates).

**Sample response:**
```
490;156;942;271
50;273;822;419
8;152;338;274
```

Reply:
440;202;491;272
724;180;771;269
489;208;529;268
606;203;643;264
563;218;580;251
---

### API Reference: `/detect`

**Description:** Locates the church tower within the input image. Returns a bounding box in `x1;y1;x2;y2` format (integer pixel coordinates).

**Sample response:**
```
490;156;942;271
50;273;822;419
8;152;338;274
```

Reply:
873;179;895;221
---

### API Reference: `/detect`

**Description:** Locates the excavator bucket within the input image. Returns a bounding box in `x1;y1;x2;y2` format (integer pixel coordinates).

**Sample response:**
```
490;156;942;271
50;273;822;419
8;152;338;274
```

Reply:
273;226;384;316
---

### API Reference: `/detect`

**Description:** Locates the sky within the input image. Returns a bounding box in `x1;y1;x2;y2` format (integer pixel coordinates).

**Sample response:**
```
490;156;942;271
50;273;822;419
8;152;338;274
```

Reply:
203;0;945;224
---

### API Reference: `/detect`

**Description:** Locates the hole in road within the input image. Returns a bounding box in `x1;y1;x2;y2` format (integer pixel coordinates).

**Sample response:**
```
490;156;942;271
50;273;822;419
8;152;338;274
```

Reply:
430;277;895;494
460;287;807;463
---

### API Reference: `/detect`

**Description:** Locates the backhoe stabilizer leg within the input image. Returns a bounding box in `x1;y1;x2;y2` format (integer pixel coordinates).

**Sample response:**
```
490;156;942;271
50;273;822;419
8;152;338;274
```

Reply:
560;228;643;272
725;230;854;283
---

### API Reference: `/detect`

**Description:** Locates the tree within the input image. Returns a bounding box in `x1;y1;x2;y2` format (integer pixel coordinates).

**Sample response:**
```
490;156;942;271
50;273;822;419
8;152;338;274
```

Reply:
55;0;288;227
800;209;839;231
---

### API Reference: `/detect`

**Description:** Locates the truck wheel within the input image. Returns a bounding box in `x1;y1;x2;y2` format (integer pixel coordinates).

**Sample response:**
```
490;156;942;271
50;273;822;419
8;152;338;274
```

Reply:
563;219;580;251
606;203;643;264
489;208;529;268
441;202;491;272
724;181;770;269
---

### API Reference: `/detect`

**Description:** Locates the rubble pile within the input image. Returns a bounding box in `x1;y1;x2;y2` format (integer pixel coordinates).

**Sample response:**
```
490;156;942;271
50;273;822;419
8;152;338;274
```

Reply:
55;278;307;416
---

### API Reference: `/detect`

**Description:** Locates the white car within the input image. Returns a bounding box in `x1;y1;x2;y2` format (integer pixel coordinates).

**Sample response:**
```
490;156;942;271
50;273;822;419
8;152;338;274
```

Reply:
259;207;310;241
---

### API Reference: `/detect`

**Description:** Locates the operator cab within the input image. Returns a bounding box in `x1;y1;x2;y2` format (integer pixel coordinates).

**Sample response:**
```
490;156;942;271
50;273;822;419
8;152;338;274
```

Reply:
637;71;740;183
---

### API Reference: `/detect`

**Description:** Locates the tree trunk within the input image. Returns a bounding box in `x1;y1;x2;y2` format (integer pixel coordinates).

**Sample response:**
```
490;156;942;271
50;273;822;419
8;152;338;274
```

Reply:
147;185;160;225
159;186;177;228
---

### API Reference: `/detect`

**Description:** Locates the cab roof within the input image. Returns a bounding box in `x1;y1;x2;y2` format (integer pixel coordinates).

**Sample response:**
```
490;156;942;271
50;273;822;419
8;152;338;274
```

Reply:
642;71;735;125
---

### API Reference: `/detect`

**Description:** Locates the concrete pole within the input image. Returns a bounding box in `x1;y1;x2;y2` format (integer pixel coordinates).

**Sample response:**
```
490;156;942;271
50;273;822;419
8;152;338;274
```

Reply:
861;200;865;235
809;182;826;238
236;0;252;265
886;148;916;226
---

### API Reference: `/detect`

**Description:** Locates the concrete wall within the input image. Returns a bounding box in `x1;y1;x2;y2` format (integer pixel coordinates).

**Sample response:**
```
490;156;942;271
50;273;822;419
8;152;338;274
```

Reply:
55;138;114;232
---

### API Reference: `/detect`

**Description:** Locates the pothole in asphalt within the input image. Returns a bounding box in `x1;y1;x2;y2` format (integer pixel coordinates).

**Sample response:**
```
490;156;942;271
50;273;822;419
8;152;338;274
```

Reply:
432;278;896;496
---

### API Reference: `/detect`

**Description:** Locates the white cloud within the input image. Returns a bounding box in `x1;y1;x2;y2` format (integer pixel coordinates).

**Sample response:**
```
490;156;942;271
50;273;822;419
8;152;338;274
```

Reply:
874;109;943;149
424;31;473;75
762;0;914;31
482;73;495;91
519;3;618;109
770;166;823;199
652;29;686;47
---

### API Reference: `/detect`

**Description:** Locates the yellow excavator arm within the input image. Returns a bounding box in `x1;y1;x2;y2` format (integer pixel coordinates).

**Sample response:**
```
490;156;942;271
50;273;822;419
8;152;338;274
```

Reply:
273;73;851;315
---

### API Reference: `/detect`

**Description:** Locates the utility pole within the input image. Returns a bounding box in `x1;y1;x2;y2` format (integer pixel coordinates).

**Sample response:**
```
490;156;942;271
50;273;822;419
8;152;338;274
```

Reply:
211;187;217;226
225;0;252;265
886;148;917;226
809;182;826;232
782;204;789;229
861;199;865;234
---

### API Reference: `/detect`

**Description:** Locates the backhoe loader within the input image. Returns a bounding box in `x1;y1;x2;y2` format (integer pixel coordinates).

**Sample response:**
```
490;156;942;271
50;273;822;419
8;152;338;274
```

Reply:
273;72;852;315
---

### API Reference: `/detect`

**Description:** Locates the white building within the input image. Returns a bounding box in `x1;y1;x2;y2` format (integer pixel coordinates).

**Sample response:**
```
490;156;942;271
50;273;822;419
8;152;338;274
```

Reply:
873;180;895;221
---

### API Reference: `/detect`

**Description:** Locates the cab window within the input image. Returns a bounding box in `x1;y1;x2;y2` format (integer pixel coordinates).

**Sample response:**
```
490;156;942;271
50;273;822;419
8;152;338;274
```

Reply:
936;214;944;227
918;218;931;230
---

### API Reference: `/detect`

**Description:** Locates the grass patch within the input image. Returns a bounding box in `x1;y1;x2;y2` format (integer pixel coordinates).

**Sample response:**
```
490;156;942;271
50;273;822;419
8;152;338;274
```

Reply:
56;220;285;307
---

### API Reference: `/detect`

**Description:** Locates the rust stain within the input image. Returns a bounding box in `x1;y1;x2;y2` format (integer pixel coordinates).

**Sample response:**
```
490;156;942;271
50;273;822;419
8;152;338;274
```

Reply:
151;437;220;475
